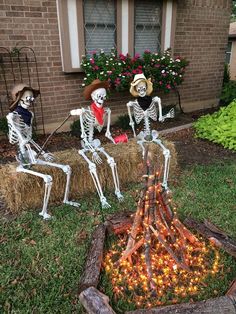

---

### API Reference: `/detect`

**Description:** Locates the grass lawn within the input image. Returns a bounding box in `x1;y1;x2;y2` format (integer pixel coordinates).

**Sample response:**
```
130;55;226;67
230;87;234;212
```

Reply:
1;160;236;313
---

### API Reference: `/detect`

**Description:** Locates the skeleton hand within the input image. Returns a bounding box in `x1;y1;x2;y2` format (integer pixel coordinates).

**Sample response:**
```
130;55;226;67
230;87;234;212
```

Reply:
42;152;55;162
105;132;115;144
70;109;82;116
153;96;161;102
92;151;102;164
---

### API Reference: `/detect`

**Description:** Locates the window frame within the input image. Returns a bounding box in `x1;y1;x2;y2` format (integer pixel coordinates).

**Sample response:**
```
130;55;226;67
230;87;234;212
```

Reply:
225;41;232;64
57;0;176;73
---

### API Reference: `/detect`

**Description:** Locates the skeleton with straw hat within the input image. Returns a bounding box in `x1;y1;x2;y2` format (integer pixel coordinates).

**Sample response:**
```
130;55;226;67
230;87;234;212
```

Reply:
70;79;123;209
127;73;175;190
6;83;79;219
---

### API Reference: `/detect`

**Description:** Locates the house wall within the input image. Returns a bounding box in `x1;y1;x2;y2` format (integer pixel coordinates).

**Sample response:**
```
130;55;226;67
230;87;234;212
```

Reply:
230;40;236;80
0;0;231;133
174;0;231;111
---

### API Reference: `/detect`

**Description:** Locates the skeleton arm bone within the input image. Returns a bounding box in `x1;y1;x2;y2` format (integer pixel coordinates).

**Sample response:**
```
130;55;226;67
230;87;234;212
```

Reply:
127;101;137;137
152;96;164;122
104;108;115;144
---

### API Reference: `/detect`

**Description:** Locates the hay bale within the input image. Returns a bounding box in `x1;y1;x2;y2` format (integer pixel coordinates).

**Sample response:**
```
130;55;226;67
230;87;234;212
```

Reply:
0;138;177;213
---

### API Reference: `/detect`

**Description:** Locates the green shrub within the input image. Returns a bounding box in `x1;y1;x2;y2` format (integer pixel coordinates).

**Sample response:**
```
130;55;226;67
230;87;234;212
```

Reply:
0;117;8;135
70;119;81;137
223;63;230;85
194;101;236;150
220;81;236;106
114;114;135;131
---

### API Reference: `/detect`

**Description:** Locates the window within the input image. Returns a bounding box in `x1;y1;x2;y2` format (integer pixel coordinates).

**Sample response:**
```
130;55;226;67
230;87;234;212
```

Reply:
83;0;117;55
57;0;176;72
225;41;232;64
134;0;162;55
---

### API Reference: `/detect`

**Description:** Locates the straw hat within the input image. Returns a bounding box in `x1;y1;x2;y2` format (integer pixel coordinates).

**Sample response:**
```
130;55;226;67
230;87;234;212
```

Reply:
130;73;153;97
83;79;109;100
9;83;40;111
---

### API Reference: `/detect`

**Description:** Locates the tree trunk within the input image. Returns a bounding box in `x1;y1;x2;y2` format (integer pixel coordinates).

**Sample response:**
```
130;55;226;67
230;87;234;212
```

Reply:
78;223;106;293
184;218;236;258
126;295;236;314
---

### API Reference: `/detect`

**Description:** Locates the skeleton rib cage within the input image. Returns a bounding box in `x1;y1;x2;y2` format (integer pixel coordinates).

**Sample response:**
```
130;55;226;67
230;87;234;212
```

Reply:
132;99;159;135
80;107;106;144
7;112;32;145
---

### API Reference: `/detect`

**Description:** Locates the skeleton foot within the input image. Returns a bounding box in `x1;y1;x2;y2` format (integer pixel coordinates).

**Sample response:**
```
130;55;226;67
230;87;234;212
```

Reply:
115;191;124;202
101;197;111;209
39;211;52;220
63;200;80;207
162;183;168;191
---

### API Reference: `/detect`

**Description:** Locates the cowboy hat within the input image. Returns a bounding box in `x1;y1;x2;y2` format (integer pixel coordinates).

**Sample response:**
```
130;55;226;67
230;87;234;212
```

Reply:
83;79;109;100
130;73;153;97
9;83;40;111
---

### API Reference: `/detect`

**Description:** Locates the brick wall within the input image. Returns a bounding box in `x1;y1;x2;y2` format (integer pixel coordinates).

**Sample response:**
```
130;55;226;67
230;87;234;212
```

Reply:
174;0;231;111
0;0;231;133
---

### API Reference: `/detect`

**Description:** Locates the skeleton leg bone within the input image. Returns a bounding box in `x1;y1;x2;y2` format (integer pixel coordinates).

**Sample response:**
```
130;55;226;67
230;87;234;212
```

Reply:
153;139;171;190
36;159;80;207
96;147;124;202
16;165;52;219
78;149;111;208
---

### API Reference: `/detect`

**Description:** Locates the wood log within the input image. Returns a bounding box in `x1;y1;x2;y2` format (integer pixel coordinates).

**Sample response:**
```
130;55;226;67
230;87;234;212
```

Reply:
125;295;236;314
105;211;134;235
79;287;115;314
78;223;106;293
227;279;236;296
184;218;236;258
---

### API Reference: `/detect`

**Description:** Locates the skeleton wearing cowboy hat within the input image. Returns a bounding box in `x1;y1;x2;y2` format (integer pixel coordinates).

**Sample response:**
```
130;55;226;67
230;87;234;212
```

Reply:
70;79;123;208
6;83;79;219
127;73;174;190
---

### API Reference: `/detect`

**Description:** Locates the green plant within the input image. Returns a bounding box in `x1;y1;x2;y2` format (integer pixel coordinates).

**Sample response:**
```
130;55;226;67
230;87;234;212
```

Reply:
114;114;135;131
194;100;236;150
70;119;81;137
81;48;188;93
0;117;8;135
223;63;230;85
220;81;236;106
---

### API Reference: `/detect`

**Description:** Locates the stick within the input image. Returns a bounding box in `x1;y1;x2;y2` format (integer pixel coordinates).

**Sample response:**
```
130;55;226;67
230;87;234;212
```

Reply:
36;114;71;158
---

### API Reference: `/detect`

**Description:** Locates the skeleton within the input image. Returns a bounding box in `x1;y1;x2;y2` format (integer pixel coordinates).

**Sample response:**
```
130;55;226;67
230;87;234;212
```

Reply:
127;74;175;189
70;79;123;209
6;84;79;220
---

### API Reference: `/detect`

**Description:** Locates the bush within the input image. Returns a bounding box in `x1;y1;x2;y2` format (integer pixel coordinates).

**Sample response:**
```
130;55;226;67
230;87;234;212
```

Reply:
223;63;230;85
81;48;188;93
220;81;236;106
0;117;8;135
194;100;236;150
114;114;135;131
70;119;81;137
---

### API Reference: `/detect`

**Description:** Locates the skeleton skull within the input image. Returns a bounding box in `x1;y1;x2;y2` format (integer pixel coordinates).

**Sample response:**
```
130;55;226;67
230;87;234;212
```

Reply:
91;88;107;108
20;90;35;109
136;81;147;97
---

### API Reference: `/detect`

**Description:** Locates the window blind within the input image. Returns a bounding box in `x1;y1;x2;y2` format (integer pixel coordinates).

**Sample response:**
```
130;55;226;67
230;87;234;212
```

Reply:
134;0;162;55
83;0;117;55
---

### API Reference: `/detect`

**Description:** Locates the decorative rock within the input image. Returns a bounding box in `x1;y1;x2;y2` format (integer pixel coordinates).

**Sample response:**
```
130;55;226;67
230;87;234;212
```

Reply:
79;287;116;314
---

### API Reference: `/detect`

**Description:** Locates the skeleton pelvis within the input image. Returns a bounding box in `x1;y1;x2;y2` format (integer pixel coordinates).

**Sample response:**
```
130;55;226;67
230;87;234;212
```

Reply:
81;139;101;149
17;148;37;166
137;130;159;142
